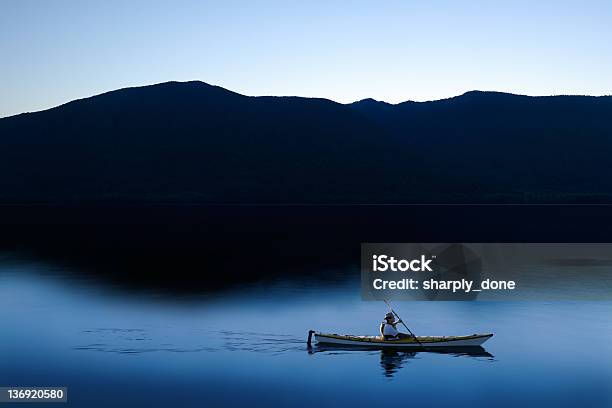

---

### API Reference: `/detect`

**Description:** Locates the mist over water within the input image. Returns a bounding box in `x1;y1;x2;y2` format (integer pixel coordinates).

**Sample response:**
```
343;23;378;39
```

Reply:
1;257;611;408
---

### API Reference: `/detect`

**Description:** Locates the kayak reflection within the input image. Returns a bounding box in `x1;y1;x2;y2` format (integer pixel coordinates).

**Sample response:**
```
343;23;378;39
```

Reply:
379;349;417;377
379;347;494;378
309;346;494;378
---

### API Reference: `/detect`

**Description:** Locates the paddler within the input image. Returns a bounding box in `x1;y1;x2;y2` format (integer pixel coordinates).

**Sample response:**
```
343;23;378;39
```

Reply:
380;312;411;340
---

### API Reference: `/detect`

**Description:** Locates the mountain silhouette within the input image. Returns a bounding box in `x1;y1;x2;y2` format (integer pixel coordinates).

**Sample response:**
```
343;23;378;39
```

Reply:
1;81;611;203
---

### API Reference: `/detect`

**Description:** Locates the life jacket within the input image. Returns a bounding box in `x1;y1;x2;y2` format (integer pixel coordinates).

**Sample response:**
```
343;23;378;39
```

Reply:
380;321;399;338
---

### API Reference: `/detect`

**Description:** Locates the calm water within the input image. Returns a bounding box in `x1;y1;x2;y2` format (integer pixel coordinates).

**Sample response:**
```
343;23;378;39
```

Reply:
1;258;612;407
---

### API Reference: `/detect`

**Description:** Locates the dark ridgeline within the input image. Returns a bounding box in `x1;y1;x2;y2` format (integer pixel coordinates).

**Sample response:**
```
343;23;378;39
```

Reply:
0;81;399;204
1;81;612;292
1;80;611;204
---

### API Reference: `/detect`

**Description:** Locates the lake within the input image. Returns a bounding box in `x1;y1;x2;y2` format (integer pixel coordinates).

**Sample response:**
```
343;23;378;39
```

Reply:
1;256;611;407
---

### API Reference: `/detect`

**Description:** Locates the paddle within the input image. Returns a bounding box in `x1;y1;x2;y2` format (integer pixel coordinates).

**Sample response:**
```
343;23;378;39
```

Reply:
383;299;425;349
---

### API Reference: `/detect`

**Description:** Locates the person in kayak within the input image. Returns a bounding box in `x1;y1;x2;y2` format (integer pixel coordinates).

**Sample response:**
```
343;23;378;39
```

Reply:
380;312;411;340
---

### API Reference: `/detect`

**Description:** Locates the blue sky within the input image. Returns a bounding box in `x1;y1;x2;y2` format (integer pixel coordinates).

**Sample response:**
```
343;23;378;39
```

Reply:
1;0;611;117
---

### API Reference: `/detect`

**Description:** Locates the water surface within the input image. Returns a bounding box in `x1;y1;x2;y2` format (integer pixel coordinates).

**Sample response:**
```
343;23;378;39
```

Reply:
1;259;611;407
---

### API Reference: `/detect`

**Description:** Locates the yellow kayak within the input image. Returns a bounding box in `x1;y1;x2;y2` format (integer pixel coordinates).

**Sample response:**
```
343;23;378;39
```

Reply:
311;331;493;348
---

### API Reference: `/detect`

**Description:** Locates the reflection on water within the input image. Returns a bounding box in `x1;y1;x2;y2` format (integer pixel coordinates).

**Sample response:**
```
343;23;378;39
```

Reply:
379;350;418;377
1;259;612;407
377;348;495;378
309;345;494;378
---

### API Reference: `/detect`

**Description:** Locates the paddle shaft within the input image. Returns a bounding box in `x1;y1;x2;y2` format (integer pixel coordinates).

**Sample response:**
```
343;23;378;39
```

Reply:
384;300;425;348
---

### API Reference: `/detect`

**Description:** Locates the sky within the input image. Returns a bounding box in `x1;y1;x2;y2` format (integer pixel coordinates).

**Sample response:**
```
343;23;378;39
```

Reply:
1;0;611;117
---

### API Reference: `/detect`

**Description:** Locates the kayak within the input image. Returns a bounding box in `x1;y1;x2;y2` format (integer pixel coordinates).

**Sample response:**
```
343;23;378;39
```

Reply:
311;331;493;348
